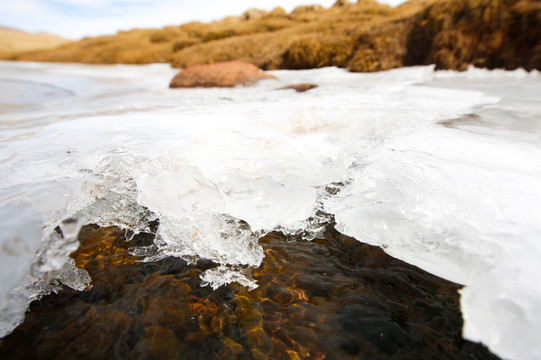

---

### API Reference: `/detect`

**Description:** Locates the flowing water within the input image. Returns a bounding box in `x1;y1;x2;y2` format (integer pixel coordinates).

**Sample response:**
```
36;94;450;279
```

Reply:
0;61;540;359
1;224;499;359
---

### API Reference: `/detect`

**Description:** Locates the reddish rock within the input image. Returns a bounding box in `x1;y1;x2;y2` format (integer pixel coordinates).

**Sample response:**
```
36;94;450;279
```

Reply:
279;83;318;92
169;61;277;88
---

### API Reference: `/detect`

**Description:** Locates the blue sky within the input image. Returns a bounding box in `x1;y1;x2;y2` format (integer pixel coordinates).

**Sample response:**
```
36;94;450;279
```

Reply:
0;0;406;40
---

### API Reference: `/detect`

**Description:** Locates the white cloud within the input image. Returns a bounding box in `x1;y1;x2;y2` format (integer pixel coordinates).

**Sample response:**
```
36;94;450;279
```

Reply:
52;0;151;7
0;0;49;15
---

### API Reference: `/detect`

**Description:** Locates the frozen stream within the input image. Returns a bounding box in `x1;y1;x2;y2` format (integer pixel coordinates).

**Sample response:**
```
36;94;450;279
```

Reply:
0;61;540;360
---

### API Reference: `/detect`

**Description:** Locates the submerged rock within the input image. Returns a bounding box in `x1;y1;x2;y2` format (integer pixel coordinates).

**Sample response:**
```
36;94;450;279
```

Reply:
0;224;500;359
169;61;277;88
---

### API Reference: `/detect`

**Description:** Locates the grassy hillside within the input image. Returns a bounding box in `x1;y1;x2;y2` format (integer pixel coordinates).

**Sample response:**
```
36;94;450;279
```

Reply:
3;0;540;72
0;26;70;56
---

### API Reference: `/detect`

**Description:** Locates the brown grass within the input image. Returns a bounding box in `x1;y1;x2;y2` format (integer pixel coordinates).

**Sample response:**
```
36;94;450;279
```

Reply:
404;0;541;70
3;0;540;72
0;26;71;54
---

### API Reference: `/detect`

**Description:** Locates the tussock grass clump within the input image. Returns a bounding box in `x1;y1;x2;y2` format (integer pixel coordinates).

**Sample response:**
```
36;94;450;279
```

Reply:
283;35;356;69
405;0;541;70
170;0;403;70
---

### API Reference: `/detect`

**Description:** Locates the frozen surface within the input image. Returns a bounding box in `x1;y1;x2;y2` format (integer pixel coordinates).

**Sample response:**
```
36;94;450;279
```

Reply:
0;61;540;359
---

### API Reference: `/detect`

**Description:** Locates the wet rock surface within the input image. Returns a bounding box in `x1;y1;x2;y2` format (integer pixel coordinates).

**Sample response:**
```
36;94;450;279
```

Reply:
169;61;277;88
279;83;318;92
0;224;500;359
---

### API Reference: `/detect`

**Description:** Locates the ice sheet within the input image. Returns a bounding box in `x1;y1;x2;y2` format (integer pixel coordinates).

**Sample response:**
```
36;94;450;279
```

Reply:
0;61;540;359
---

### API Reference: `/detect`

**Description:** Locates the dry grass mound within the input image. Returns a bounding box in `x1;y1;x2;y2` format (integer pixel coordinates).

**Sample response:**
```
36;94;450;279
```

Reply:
404;0;541;71
0;26;70;55
3;8;304;65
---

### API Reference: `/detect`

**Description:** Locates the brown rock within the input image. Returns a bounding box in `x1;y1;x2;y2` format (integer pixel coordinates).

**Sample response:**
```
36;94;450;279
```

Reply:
169;61;277;88
279;83;318;92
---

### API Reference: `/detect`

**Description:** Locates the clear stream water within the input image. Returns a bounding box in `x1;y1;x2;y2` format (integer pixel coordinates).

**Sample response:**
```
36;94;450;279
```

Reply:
0;61;540;360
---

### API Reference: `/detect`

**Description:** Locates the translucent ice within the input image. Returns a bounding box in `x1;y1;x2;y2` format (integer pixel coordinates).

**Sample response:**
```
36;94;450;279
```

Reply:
0;62;540;359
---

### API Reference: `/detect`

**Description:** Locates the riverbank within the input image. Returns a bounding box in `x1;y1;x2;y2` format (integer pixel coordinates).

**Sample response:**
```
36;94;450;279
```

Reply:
2;0;540;72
